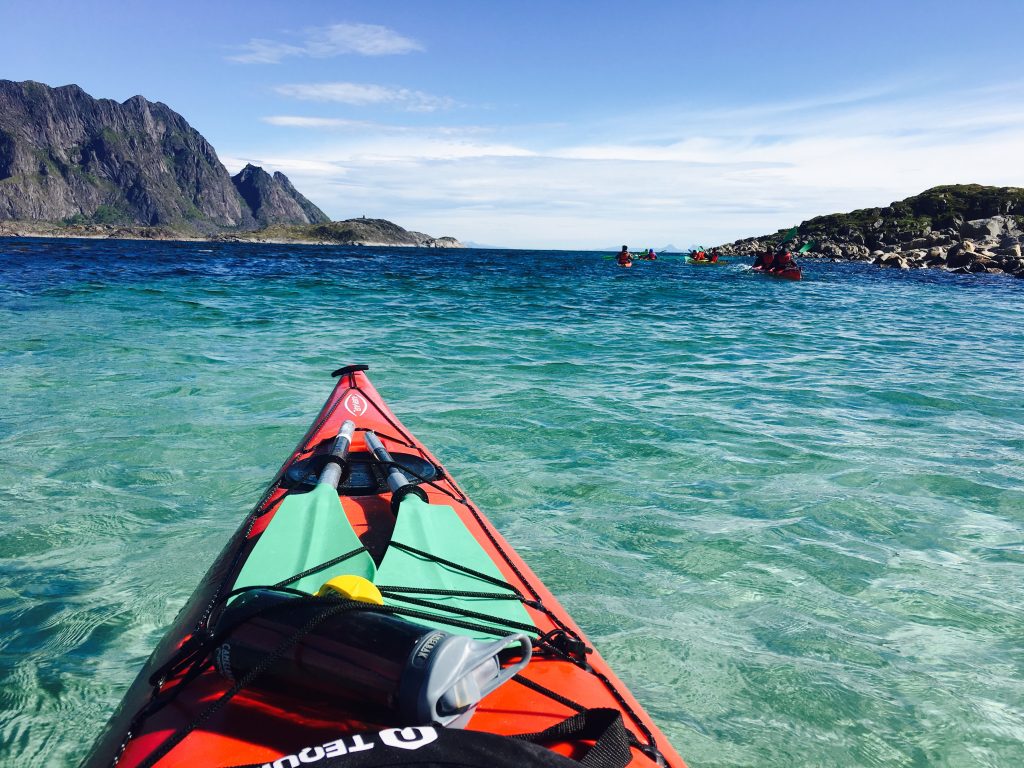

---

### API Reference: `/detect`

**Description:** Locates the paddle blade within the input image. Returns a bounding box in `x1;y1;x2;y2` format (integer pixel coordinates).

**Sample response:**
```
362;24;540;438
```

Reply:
376;495;535;641
777;226;798;246
233;483;377;595
798;240;816;253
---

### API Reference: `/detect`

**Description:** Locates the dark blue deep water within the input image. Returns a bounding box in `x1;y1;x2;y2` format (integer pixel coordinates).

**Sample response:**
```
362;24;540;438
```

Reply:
1;238;1023;767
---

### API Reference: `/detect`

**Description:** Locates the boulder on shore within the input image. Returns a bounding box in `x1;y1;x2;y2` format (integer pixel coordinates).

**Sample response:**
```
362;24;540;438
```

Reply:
713;185;1024;278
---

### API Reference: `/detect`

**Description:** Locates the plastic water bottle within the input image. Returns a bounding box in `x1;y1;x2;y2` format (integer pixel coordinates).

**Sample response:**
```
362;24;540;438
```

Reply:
214;589;531;727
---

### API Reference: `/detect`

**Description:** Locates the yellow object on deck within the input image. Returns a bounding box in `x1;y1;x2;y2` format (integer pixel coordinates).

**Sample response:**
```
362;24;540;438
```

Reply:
316;574;385;605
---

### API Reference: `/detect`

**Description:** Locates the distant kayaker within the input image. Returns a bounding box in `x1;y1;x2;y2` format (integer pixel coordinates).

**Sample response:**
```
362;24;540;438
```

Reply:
752;244;774;270
772;250;796;273
709;248;720;263
642;248;657;260
617;245;633;266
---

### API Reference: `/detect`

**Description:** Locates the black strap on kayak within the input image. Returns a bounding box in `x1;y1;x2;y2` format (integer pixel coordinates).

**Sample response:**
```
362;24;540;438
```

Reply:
373;540;589;648
536;628;590;663
378;591;539;636
374;539;540;637
371;537;593;653
514;708;634;768
270;545;371;590
511;677;662;765
223;708;634;768
373;540;588;663
384;540;525;593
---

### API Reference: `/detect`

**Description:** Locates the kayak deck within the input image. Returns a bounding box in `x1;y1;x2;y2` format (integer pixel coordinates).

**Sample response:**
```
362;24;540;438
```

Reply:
751;265;802;280
84;366;685;768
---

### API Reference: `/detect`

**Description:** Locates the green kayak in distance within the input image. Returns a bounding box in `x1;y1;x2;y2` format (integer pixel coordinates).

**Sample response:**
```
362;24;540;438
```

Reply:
602;255;665;263
601;254;687;262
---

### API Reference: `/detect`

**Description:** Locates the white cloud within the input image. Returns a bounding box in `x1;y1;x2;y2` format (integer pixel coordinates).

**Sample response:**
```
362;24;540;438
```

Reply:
274;82;455;112
229;22;421;64
261;117;498;140
267;132;536;162
234;81;1024;249
228;39;305;65
262;115;372;129
307;23;423;56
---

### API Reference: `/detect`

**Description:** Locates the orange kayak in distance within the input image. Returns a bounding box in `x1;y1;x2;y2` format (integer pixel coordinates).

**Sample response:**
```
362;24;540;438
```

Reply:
752;265;802;280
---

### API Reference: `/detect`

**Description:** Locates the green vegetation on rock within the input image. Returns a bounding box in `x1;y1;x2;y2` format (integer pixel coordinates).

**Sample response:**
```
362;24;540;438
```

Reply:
798;185;1024;242
63;204;132;226
715;184;1024;278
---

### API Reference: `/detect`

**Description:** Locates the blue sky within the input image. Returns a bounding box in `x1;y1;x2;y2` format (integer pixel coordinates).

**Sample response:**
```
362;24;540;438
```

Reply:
3;0;1024;248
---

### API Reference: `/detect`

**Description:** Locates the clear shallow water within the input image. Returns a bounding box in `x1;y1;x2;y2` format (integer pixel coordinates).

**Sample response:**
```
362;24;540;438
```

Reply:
1;239;1022;768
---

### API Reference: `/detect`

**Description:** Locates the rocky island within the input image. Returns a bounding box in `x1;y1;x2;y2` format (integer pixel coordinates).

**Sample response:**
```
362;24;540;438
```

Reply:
715;185;1024;278
219;218;462;248
0;80;461;248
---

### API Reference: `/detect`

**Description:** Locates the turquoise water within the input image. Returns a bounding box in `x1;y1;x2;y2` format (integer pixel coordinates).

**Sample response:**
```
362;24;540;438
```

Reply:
1;239;1022;768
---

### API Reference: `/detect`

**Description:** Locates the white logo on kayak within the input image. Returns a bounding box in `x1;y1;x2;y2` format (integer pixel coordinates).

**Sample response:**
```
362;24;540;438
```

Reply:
255;727;437;767
380;727;439;750
343;393;368;417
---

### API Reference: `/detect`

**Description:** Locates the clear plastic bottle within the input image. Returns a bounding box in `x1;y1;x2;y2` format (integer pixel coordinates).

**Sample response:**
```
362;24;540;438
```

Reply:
214;589;531;727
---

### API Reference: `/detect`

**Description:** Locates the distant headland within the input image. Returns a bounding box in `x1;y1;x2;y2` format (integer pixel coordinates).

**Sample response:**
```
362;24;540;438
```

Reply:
0;80;462;248
715;185;1024;278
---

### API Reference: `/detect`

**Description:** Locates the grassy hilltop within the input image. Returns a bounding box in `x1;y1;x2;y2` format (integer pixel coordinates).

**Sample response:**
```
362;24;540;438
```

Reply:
795;185;1024;244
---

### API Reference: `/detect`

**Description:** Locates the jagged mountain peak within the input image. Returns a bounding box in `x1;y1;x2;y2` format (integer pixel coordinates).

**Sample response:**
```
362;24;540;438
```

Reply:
230;163;329;226
0;79;328;233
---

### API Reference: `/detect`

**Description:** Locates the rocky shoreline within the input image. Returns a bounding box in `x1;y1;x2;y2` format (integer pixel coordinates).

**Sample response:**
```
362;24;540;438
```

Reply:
227;218;464;248
0;218;464;248
717;215;1023;277
714;185;1024;278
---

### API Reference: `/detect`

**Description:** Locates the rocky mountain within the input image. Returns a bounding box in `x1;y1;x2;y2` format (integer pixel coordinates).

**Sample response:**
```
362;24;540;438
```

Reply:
715;185;1024;278
231;164;329;227
0;80;341;236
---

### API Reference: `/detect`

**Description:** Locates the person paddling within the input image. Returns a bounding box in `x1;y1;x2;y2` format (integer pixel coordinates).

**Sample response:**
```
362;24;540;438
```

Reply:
616;245;633;267
752;244;774;271
772;249;796;274
709;248;720;263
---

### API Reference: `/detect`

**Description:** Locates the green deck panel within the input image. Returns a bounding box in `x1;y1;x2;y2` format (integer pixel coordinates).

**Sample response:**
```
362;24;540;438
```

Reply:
232;483;377;596
375;495;536;641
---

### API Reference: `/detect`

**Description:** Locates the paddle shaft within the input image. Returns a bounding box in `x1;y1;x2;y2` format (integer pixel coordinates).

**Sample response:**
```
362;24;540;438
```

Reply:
319;420;355;489
363;430;412;494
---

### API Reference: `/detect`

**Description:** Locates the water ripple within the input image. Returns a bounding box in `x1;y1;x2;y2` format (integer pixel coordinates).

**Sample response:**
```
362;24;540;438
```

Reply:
1;241;1023;766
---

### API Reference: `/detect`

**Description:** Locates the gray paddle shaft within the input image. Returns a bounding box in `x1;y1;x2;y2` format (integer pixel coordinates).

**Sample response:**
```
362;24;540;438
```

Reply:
363;430;411;494
318;420;356;489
